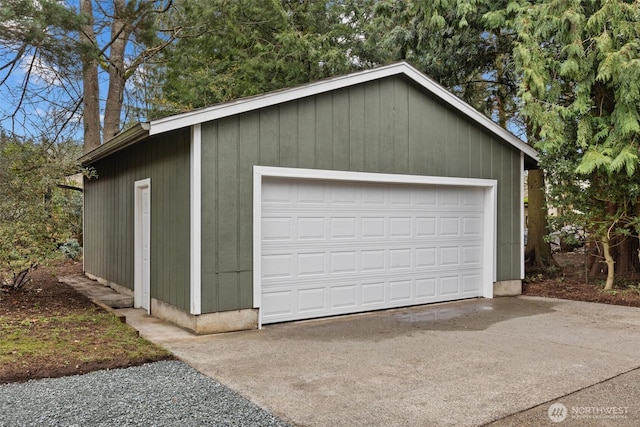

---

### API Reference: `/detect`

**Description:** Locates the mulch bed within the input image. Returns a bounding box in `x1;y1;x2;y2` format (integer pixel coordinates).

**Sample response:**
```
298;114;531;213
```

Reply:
0;260;173;384
523;251;640;307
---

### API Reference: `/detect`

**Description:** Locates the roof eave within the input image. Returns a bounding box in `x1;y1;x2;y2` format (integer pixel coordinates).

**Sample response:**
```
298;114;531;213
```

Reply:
79;122;150;165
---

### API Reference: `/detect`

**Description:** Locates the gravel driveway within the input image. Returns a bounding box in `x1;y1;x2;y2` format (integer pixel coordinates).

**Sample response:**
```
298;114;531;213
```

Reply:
0;361;290;427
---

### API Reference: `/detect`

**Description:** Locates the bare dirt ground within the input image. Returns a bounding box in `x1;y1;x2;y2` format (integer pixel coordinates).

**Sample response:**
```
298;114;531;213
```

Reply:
523;251;640;307
0;260;173;384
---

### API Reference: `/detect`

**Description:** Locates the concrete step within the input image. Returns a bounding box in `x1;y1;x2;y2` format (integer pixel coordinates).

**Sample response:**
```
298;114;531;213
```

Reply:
60;275;134;309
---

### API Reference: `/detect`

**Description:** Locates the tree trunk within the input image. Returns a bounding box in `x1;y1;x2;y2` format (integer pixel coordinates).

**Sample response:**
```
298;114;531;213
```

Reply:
602;234;615;290
80;0;100;153
525;168;554;267
586;240;604;278
103;0;129;141
611;233;639;277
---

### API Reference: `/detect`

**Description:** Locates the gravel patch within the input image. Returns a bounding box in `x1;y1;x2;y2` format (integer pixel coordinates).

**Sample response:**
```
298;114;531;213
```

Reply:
0;361;291;427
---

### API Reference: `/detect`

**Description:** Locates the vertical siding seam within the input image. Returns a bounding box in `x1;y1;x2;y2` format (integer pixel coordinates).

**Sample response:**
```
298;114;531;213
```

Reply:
348;88;352;170
346;90;351;170
295;101;300;167
214;123;219;309
377;81;381;169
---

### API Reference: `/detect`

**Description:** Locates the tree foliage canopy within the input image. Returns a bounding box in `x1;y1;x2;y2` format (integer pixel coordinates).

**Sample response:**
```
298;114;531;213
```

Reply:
0;132;83;290
142;0;371;117
485;0;640;285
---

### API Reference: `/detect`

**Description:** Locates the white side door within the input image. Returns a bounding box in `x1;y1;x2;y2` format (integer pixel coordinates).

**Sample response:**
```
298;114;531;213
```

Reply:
135;179;151;313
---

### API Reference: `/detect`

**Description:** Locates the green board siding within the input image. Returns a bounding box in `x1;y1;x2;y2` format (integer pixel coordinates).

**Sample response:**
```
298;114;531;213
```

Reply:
84;129;191;312
200;75;523;314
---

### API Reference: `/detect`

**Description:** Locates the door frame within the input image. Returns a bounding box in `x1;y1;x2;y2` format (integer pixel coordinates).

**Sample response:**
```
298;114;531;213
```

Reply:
253;166;497;328
134;178;151;313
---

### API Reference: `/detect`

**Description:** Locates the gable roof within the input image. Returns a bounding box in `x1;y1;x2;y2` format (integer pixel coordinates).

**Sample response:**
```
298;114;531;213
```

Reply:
81;62;538;165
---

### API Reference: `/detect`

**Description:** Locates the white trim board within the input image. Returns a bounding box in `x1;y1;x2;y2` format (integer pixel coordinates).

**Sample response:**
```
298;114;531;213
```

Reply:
134;178;151;314
253;166;497;329
190;124;202;315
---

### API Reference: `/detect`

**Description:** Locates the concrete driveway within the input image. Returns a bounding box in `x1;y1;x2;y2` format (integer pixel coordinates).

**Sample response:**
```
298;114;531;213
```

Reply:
121;296;640;426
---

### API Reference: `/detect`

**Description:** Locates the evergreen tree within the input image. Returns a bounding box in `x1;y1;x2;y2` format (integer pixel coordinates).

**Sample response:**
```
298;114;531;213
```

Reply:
486;0;640;287
141;0;370;118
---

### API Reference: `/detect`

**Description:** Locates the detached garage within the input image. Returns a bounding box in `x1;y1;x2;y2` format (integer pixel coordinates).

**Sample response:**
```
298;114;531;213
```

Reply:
81;62;538;333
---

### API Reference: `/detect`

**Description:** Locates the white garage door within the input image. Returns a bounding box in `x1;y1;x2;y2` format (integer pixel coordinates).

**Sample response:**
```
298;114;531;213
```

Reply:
260;177;487;324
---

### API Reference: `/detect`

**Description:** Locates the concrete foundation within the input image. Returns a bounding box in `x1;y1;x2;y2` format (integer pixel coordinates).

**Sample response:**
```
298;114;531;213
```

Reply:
84;273;257;334
82;273;523;333
493;279;522;296
151;298;258;334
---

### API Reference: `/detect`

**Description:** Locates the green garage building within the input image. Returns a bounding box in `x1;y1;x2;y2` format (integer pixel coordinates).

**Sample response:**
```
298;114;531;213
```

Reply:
81;62;538;333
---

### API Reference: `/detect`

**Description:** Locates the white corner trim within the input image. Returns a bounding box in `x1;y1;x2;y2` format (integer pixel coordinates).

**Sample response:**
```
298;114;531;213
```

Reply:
252;166;498;326
486;184;497;297
190;124;202;315
253;168;263;329
134;178;151;313
520;153;525;280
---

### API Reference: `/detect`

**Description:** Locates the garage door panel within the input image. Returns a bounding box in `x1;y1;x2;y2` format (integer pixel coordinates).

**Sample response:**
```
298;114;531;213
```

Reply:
439;246;460;266
262;291;293;317
416;248;436;268
390;187;412;205
361;186;386;204
261;179;486;324
262;254;293;278
261;274;485;323
440;217;461;236
390;280;412;301
416;217;437;236
262;217;293;241
462;246;482;265
362;250;385;271
464;189;484;207
297;181;326;204
463;217;483;235
389;248;412;269
463;274;482;293
330;217;357;239
416;278;437;298
298;288;326;313
297;252;326;276
362;282;385;305
362;217;385;238
440;276;460;295
330;182;357;204
330;285;357;309
262;180;296;204
330;251;357;273
439;189;462;206
297;217;325;240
